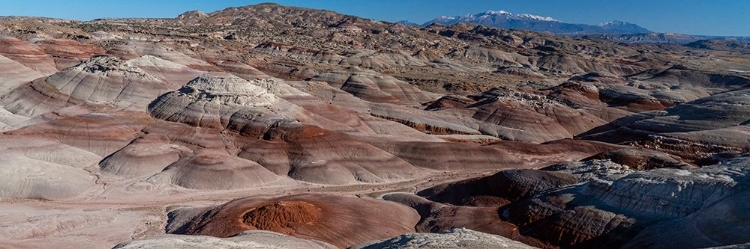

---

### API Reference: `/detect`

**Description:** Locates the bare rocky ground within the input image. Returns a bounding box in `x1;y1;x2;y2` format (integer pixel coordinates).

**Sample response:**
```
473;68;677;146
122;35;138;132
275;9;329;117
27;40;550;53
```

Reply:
1;3;749;249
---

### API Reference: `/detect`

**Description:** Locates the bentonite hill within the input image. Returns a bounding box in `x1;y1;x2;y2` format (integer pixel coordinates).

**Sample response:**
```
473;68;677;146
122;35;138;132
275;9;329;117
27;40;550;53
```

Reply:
1;3;750;249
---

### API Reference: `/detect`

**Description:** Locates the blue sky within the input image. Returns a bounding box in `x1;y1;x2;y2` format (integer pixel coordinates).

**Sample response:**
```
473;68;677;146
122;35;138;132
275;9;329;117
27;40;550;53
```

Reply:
1;0;748;36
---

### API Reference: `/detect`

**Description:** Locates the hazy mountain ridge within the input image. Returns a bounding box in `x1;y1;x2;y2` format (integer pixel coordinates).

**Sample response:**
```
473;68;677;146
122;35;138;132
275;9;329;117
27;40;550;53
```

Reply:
423;10;651;35
581;33;750;45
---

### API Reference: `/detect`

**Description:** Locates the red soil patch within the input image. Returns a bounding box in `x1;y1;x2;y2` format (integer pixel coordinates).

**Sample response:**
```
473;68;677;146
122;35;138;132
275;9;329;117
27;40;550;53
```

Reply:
170;194;419;248
241;201;323;235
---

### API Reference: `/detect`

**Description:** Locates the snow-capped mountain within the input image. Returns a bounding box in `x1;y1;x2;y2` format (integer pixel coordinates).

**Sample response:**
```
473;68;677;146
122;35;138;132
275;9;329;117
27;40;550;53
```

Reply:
432;10;558;24
425;10;650;35
482;10;559;21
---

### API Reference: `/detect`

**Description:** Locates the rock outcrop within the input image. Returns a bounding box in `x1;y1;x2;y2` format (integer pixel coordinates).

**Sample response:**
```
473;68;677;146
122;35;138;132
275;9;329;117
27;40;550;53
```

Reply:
1;55;180;117
498;156;750;248
379;155;750;248
166;194;420;248
148;73;307;131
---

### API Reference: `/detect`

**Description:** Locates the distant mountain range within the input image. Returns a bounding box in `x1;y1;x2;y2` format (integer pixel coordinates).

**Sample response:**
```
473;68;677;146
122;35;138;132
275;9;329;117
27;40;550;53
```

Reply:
412;10;651;35
578;33;750;45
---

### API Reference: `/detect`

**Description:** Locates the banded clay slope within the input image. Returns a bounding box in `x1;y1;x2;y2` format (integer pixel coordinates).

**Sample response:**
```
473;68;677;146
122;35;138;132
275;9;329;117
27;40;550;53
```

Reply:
0;54;45;95
166;194;420;248
102;119;430;187
143;74;429;185
113;111;602;188
0;36;58;75
310;69;435;105
0;57;41;130
592;66;750;113
580;87;750;161
35;38;106;69
0;55;191;118
4;110;153;157
106;41;220;72
142;73;586;186
0;135;100;200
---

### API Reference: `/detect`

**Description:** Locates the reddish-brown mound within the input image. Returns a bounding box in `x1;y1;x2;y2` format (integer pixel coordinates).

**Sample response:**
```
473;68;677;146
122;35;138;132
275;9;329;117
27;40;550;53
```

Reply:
167;194;419;248
5;111;154;156
241;201;323;234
